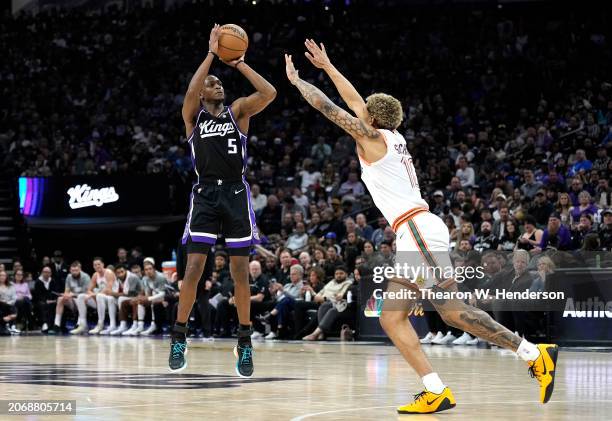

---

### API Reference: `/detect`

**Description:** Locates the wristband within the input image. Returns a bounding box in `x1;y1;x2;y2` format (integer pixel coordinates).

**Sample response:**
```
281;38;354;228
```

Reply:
236;60;245;68
208;50;218;59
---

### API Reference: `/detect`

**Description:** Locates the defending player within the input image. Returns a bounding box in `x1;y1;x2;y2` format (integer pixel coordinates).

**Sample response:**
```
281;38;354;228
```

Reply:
285;40;558;414
168;24;276;376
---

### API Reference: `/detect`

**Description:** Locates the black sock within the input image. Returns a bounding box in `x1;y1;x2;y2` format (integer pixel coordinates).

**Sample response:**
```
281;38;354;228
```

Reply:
238;324;252;346
172;322;188;341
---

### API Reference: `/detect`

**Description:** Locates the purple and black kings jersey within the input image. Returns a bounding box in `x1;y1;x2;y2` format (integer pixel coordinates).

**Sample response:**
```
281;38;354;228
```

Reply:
187;106;248;182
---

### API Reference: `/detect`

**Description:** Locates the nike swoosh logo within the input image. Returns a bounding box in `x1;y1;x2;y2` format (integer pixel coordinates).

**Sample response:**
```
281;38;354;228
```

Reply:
234;189;245;194
426;395;443;406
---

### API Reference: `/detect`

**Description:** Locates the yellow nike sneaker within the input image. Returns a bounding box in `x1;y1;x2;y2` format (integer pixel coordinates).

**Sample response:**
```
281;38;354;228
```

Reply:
528;343;559;404
397;387;456;414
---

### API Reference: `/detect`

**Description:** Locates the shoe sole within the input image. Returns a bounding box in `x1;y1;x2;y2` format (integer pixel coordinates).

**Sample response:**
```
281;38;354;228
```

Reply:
233;346;253;378
543;345;558;404
397;399;456;414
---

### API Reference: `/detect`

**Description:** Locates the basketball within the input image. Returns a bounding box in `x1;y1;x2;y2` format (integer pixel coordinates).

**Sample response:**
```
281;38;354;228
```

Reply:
217;24;248;61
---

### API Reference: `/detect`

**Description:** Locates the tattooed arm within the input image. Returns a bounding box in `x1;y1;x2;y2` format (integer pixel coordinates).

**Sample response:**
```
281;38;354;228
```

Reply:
303;39;370;121
284;54;379;144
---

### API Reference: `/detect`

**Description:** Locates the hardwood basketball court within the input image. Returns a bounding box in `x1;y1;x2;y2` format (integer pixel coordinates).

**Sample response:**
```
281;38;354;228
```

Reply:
0;336;610;420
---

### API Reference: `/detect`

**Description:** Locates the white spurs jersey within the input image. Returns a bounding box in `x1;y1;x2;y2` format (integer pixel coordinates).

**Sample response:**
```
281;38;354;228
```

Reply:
357;129;429;232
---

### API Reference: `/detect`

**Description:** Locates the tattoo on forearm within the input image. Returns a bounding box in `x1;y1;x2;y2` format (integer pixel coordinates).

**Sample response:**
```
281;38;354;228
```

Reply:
432;299;521;350
295;79;379;139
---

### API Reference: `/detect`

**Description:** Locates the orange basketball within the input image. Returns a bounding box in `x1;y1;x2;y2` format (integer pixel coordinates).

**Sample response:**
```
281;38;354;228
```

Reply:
217;24;248;62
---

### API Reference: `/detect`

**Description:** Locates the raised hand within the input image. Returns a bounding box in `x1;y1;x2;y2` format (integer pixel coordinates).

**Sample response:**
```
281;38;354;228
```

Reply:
222;54;245;68
209;23;220;54
285;54;300;85
304;39;332;70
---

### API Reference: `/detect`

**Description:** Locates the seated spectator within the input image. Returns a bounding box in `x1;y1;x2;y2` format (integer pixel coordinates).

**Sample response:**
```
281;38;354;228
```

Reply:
473;221;498;252
454;222;476;251
71;258;115;335
286;222;309;254
302;266;353;341
492;206;511;238
0;271;18;335
111;264;143;335
528;190;554;226
13;269;33;331
536;213;572;252
571;214;597;250
323;246;344;280
529;256;556;293
245;260;273;338
126;260;167;336
293;267;325;339
260;264;305;339
338;171;365;198
516;215;544;252
520;170;543;199
497;221;519;253
567;149;593;177
34;265;64;333
554;192;572;226
456;156;475;188
371;216;388;247
599;209;612;250
89;258;119;335
355;213;373;241
595;177;611;208
52;261;91;334
250;184;267;216
569;191;599;225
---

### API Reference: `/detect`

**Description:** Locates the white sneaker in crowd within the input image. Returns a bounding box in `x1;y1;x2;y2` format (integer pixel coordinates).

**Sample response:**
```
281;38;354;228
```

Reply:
264;331;277;340
122;324;138;336
131;323;144;336
100;325;116;335
140;323;157;336
89;324;104;335
433;331;456;345
452;332;473;345
466;336;480;345
251;331;263;340
70;324;87;335
9;325;21;334
110;323;128;336
419;332;435;344
430;331;444;344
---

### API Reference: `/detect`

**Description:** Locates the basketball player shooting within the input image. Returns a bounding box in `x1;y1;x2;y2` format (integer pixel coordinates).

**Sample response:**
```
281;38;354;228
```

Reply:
169;24;276;377
285;40;558;414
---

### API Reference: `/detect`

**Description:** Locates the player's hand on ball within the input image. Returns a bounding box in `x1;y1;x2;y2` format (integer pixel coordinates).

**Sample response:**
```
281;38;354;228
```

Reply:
209;23;220;54
304;39;331;70
222;54;245;68
285;54;299;85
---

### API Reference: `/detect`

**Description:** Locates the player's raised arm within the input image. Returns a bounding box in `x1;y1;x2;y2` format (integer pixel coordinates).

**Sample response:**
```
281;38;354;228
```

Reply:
304;39;370;121
285;54;379;145
226;56;277;125
182;24;220;137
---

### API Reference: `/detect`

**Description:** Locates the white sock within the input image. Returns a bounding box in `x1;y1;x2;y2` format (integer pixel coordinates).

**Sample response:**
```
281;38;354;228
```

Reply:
54;314;62;327
119;321;127;329
422;372;445;394
516;339;540;362
138;321;144;328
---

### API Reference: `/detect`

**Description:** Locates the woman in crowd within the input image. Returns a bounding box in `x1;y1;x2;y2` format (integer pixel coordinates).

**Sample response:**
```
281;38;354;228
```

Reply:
0;271;18;334
569;191;599;226
498;219;521;251
517;215;544;252
554;192;573;226
13;269;33;331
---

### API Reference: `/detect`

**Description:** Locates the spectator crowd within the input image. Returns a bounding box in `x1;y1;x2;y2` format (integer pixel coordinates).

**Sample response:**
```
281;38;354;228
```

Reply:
1;2;611;341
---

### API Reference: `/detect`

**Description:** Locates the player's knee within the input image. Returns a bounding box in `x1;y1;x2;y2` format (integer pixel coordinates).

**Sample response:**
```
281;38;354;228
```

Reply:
379;310;403;332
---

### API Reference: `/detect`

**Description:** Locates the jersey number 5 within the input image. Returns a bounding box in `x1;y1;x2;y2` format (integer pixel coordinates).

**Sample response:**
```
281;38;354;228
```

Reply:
228;138;237;154
401;156;419;189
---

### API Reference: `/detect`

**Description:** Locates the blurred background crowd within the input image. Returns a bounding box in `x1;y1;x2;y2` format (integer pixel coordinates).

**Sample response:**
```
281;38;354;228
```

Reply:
1;1;611;341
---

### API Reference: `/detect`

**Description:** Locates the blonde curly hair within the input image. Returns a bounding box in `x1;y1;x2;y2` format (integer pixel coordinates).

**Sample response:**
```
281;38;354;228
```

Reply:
365;93;403;130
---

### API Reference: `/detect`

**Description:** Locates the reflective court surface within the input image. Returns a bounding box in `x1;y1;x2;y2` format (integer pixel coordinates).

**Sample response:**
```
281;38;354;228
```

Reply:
0;336;611;420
